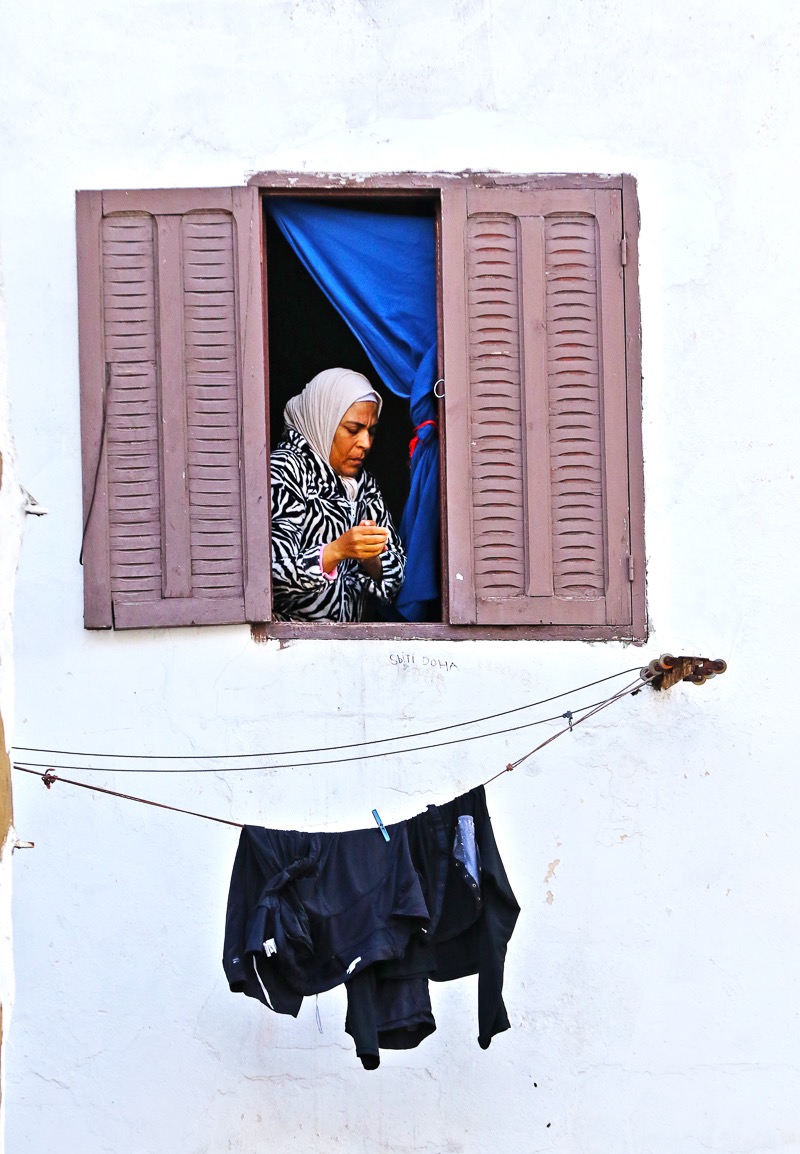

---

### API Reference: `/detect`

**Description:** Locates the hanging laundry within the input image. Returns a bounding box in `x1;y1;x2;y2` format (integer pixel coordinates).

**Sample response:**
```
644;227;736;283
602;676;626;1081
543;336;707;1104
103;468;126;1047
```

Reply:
344;786;520;1067
222;786;520;1069
222;821;429;1016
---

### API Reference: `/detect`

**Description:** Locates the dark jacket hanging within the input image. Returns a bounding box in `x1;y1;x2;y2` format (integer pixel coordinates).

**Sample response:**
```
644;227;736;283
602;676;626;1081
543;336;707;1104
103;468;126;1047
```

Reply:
223;821;429;1014
345;785;520;1066
222;785;519;1069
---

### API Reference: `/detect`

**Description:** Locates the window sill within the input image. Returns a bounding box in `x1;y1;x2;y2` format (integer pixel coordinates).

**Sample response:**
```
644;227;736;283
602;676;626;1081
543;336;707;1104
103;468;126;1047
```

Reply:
252;622;647;643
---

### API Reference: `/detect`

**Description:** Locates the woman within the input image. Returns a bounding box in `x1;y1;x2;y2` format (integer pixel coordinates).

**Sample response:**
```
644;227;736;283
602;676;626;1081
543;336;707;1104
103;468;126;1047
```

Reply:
270;368;406;622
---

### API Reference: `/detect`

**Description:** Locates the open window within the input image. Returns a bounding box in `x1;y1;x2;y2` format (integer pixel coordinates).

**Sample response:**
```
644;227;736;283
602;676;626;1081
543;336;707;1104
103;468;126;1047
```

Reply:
265;201;423;543
76;172;645;640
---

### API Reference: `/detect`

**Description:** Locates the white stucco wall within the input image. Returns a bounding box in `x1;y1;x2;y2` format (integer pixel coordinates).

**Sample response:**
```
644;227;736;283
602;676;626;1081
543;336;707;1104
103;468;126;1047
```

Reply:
0;242;27;1154
2;2;799;1152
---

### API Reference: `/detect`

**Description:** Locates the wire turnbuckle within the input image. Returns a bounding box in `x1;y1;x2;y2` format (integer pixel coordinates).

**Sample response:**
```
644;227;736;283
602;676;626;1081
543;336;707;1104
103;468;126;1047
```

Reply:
640;655;727;691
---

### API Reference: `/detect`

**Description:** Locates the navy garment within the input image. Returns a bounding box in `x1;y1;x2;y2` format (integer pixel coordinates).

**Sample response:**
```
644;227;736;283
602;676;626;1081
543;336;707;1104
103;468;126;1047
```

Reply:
344;969;436;1070
222;787;519;1071
268;200;439;622
344;786;520;1067
223;823;430;1017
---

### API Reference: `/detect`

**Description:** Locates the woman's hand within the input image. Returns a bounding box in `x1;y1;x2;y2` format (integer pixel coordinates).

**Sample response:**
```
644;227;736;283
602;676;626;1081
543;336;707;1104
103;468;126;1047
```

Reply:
322;520;389;575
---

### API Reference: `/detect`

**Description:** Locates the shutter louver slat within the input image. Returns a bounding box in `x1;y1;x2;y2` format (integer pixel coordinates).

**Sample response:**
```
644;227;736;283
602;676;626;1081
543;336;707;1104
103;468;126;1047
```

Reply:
454;185;632;627
183;212;244;601
466;213;526;601
546;215;604;599
78;186;270;629
442;178;641;634
102;215;162;605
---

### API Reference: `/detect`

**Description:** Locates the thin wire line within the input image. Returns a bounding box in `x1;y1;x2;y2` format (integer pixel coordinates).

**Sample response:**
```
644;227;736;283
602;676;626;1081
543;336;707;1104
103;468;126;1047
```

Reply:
13;666;644;763
13;767;243;828
11;691;630;775
13;678;647;830
482;677;644;787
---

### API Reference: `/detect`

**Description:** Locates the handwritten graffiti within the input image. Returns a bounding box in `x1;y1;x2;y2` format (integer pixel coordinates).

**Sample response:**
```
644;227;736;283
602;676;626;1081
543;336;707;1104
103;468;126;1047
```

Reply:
389;653;458;672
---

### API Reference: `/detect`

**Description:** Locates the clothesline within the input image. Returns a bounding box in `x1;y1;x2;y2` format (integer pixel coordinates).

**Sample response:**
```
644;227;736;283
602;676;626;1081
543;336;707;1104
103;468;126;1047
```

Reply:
10;696;628;776
13;675;647;828
13;766;244;828
482;677;643;784
12;665;644;771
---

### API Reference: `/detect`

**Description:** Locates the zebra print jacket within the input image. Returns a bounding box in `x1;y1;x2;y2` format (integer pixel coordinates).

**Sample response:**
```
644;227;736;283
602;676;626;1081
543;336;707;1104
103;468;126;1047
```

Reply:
270;428;406;622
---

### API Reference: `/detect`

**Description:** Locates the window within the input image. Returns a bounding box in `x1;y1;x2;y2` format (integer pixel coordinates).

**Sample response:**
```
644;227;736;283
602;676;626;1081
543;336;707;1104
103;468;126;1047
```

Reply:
76;172;645;640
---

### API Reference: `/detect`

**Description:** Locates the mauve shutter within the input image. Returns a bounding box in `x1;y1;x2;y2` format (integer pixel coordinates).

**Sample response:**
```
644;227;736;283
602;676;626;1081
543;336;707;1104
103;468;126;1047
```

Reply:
442;182;633;627
77;187;270;629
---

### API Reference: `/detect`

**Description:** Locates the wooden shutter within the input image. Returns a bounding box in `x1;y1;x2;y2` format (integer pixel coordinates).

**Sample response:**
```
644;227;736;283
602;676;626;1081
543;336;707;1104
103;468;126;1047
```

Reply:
77;187;270;629
442;181;636;628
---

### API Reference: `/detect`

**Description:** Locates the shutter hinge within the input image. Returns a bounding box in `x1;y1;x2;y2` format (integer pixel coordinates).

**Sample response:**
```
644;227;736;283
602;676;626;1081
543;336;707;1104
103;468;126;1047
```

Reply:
627;555;635;582
620;235;628;266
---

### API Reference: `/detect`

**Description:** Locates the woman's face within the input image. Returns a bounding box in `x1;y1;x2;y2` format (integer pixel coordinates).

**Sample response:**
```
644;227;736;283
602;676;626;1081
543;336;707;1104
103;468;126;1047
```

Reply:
329;401;379;478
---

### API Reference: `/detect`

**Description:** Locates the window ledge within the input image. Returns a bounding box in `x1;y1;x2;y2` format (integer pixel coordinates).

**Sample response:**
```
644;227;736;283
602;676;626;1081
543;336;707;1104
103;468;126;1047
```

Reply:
252;622;647;643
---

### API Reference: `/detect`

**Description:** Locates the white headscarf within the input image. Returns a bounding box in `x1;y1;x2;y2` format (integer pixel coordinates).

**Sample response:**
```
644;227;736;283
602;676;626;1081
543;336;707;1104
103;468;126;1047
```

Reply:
284;368;382;500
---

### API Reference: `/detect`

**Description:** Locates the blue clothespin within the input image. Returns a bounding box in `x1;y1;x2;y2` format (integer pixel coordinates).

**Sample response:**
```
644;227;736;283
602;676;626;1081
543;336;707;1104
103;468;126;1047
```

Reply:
372;809;390;842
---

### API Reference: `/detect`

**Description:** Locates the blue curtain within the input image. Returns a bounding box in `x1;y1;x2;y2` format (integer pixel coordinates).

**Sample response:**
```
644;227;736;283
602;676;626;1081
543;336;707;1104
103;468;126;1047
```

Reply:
268;200;439;621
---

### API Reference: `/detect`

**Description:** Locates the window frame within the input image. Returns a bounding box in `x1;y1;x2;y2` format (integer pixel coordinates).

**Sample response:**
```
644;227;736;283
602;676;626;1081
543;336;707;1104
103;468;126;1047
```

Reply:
249;170;645;643
75;171;645;642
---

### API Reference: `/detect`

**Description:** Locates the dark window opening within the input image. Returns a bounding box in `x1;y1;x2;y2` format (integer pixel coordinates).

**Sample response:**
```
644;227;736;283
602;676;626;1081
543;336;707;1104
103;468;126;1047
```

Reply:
264;196;440;621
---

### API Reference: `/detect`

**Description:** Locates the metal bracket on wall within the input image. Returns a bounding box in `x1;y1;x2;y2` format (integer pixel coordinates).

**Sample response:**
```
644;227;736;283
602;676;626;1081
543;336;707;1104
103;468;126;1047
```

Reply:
640;654;727;691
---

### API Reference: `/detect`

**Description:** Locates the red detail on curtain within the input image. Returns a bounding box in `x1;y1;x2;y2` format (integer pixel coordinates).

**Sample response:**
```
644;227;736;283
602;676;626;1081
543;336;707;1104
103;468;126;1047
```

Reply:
409;420;437;459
